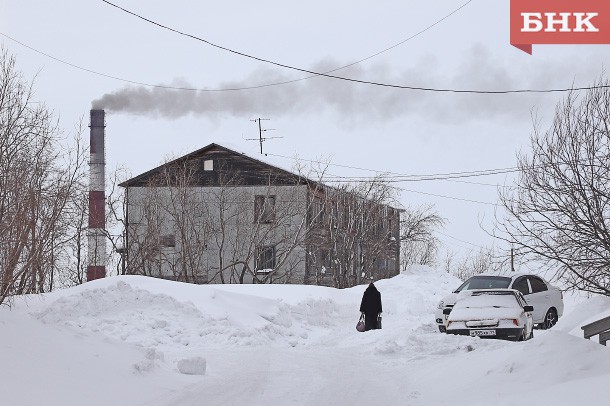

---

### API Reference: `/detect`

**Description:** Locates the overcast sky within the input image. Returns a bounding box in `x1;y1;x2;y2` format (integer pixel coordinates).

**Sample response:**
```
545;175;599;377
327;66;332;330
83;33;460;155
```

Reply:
3;0;610;265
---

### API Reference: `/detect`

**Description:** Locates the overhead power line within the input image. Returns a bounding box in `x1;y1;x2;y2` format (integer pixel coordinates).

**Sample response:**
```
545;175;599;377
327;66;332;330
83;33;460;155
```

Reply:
0;1;473;93
268;152;608;186
315;1;475;78
101;0;609;94
397;187;499;206
0;32;182;90
322;169;518;182
265;152;520;181
434;230;489;250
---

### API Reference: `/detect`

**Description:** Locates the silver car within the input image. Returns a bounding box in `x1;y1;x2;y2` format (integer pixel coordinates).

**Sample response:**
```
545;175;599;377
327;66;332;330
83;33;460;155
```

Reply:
435;273;564;332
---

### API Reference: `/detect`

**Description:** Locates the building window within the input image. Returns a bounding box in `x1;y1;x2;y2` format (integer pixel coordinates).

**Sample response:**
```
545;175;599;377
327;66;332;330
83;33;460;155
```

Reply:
203;159;214;171
256;245;276;271
314;248;331;269
254;195;276;223
160;234;176;247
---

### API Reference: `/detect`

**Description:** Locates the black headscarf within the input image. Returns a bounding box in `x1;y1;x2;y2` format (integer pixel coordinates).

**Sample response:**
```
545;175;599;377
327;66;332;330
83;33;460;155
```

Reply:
360;282;382;314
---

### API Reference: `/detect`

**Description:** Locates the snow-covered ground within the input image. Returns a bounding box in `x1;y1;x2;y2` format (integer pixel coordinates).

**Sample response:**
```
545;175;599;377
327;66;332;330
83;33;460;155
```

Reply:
2;266;609;405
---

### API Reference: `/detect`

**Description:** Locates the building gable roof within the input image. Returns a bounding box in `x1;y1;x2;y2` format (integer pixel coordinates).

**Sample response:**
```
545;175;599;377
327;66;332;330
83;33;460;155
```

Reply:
119;143;313;188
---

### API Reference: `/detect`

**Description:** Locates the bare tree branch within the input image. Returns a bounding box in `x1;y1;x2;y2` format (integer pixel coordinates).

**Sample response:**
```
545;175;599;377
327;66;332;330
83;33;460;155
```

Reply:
497;77;610;296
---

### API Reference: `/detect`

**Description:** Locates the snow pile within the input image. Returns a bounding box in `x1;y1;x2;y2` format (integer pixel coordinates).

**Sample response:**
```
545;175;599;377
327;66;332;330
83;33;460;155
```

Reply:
2;265;609;406
177;356;206;375
554;294;610;336
34;278;355;350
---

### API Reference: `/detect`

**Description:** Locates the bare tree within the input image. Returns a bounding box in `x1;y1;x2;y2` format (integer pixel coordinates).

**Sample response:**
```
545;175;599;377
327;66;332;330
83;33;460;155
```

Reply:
307;175;401;288
143;161;210;283
125;166;196;281
47;122;90;289
441;250;455;274
126;184;167;278
0;48;88;305
124;159;309;284
121;149;403;288
449;247;509;281
201;165;248;283
400;204;445;270
195;161;311;284
497;78;610;296
105;166;132;277
59;183;89;286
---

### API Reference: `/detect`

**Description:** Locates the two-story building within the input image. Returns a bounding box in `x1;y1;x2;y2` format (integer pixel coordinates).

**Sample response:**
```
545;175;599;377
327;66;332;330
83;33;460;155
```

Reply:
119;143;400;287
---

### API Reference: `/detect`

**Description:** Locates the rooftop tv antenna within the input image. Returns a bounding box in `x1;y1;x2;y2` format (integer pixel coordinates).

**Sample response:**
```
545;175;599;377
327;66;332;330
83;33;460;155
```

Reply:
246;118;282;154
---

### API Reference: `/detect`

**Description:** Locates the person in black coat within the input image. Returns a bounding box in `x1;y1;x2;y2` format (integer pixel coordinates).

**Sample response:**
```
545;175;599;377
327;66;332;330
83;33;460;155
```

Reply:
360;282;382;331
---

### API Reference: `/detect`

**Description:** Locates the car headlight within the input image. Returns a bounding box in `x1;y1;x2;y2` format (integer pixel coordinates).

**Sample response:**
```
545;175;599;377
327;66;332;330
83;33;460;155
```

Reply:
437;300;444;309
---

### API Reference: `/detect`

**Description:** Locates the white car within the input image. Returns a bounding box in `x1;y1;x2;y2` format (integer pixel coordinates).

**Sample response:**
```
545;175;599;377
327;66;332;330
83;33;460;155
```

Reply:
435;273;564;332
444;289;535;341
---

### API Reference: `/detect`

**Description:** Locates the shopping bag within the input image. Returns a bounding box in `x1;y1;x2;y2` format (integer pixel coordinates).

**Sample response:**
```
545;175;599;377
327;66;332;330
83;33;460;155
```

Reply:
356;314;366;332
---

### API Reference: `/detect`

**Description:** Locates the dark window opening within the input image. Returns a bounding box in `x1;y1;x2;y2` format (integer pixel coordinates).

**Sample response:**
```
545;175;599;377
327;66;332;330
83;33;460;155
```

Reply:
512;277;530;295
256;246;276;271
319;249;331;270
529;276;548;293
160;234;176;247
255;195;276;223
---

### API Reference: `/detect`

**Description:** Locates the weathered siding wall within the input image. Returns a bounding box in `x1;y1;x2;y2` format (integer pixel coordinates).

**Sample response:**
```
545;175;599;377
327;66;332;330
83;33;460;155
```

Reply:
126;184;309;284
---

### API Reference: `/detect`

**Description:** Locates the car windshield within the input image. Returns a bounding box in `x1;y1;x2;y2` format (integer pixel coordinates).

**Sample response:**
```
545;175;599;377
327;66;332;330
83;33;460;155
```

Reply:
455;276;512;292
456;291;520;309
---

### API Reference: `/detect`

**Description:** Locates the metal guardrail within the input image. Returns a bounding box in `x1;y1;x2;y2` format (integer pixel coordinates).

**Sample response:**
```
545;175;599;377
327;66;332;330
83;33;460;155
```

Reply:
581;315;610;346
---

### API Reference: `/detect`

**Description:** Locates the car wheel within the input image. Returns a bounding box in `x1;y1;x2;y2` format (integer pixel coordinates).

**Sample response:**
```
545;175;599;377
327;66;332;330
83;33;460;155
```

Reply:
542;309;558;330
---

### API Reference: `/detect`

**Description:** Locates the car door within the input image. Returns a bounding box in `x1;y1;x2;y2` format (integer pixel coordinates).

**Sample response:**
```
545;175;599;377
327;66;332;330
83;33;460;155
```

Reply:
525;276;550;323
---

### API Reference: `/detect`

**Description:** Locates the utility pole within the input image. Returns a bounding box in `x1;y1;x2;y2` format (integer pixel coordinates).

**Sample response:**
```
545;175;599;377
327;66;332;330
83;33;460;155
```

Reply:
246;118;282;154
511;247;515;272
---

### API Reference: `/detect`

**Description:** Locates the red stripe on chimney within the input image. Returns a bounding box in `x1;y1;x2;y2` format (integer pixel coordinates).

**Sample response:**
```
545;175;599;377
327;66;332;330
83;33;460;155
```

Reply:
87;266;106;281
88;190;105;228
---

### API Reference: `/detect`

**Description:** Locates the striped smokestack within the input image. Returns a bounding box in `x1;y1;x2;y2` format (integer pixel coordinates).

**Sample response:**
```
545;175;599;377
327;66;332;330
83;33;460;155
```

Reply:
87;109;106;281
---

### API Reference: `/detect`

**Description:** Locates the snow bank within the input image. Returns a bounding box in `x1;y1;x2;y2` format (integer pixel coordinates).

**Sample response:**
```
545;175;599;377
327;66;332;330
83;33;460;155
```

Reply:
0;304;177;406
2;265;610;406
32;266;457;353
412;329;610;405
553;294;610;337
35;279;313;349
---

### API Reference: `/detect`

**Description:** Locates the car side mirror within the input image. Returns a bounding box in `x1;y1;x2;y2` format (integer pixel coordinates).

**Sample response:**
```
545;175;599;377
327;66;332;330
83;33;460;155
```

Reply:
524;305;534;312
443;308;452;315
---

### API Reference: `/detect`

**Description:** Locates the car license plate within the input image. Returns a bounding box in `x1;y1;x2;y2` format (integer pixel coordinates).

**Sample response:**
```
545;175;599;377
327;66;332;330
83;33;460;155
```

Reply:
470;329;495;337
